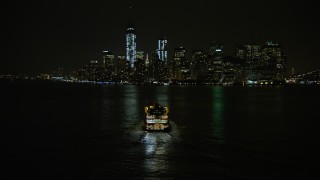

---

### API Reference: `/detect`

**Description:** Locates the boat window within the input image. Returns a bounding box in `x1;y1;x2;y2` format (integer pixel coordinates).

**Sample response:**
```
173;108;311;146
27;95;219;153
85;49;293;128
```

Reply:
148;107;165;115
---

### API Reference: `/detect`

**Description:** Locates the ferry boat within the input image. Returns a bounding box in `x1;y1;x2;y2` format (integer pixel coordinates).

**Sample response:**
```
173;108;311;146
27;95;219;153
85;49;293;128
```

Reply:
144;103;170;131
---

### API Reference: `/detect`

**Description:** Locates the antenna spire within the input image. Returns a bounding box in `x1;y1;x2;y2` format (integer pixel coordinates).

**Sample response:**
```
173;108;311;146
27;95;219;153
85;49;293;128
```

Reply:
129;2;133;24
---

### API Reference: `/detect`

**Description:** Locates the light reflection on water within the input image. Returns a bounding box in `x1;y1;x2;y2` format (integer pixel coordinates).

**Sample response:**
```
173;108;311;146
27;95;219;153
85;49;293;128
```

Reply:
155;86;169;107
141;132;172;174
212;87;225;144
123;86;139;128
121;86;178;178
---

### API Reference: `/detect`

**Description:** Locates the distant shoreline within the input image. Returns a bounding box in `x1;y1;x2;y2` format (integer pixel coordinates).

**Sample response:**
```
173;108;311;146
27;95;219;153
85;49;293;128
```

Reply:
1;78;319;87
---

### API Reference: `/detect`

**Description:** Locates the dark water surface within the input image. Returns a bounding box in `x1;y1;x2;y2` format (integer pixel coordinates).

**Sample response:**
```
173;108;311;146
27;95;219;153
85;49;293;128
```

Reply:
2;80;320;179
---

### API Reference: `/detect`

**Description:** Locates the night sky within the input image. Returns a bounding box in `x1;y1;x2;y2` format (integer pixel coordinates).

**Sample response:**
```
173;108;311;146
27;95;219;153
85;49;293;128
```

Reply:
1;0;319;74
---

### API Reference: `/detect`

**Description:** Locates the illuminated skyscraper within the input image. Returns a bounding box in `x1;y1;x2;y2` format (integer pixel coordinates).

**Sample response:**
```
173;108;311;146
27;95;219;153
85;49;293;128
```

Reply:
168;47;189;80
236;44;262;61
209;42;223;57
117;55;130;82
126;23;136;69
102;51;115;80
136;51;144;61
191;50;207;80
157;38;168;64
208;42;224;83
102;51;115;70
262;41;286;81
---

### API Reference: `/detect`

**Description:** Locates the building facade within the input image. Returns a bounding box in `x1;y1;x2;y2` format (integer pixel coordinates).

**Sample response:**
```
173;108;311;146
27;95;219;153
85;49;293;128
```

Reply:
126;24;136;69
157;38;168;65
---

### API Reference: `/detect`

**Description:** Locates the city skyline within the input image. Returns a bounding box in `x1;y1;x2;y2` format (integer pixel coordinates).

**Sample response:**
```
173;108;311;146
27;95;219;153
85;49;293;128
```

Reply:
1;0;319;74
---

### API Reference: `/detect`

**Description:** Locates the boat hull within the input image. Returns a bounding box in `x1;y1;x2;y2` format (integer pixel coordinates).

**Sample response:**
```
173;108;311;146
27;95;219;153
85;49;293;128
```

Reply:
145;123;171;131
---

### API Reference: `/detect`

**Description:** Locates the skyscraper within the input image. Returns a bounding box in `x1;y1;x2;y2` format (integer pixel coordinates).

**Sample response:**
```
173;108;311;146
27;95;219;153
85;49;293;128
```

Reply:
191;50;207;80
102;51;115;80
262;41;286;81
102;51;115;70
126;23;136;69
157;38;168;64
168;47;189;80
209;42;224;83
